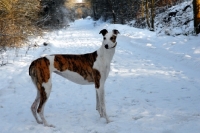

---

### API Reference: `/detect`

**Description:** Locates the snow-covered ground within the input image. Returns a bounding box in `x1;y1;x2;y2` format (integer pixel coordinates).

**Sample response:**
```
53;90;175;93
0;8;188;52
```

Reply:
0;18;200;133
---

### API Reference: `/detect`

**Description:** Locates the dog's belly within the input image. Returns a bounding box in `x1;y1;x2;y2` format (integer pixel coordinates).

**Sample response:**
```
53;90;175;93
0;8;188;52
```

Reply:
54;70;94;85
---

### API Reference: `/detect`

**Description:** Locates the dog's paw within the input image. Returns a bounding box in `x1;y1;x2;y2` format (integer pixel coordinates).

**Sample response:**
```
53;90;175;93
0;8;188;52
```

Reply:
106;118;111;124
36;120;43;124
44;123;55;128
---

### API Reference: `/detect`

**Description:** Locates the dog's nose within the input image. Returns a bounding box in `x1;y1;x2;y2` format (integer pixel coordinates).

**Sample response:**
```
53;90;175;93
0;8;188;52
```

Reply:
105;44;108;49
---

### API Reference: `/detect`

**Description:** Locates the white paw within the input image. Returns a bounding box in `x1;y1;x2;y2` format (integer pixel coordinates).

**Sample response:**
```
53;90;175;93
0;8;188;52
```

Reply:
36;120;43;124
44;123;55;128
106;118;111;123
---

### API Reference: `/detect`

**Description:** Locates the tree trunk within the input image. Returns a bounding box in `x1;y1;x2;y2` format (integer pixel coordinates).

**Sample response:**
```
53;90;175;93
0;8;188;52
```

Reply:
193;0;200;34
93;4;97;20
112;10;116;24
145;0;151;28
107;0;116;24
142;0;144;18
150;0;155;31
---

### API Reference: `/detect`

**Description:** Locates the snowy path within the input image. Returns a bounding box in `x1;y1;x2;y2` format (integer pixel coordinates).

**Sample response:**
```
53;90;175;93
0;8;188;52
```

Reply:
0;19;200;133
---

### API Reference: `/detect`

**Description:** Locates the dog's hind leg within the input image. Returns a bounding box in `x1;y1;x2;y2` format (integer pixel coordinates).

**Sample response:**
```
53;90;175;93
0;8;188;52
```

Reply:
37;80;54;127
31;90;43;124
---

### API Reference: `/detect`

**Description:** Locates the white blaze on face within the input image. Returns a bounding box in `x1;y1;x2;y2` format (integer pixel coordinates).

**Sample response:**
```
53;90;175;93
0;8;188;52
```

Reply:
104;32;117;49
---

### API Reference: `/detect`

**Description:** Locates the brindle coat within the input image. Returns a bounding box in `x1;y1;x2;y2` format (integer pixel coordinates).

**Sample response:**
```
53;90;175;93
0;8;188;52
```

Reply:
29;29;119;127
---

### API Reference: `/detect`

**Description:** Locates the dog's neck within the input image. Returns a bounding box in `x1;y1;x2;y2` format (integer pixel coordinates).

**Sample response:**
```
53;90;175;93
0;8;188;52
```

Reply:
97;44;116;64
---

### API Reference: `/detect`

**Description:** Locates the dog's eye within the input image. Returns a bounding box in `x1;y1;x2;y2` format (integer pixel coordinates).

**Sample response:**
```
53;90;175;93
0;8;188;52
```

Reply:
104;37;106;40
110;37;113;40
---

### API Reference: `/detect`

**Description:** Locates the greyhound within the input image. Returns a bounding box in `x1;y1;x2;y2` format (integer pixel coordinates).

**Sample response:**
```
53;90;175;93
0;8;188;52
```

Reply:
29;29;119;127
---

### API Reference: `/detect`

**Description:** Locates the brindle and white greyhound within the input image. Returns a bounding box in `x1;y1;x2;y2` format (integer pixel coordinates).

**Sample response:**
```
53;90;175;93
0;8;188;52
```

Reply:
29;29;119;127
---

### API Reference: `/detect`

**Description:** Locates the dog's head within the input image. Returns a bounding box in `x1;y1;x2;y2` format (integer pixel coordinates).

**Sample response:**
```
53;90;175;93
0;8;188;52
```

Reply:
99;29;120;49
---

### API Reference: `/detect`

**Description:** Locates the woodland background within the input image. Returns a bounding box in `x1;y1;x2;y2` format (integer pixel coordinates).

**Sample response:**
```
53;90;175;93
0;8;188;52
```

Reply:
0;0;200;52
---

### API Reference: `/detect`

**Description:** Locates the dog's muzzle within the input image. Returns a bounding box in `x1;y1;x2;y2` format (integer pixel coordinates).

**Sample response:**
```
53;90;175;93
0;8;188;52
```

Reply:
105;42;117;49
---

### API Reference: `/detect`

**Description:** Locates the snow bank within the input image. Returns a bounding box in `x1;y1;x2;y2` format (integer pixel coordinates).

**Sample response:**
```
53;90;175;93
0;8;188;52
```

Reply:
155;0;194;36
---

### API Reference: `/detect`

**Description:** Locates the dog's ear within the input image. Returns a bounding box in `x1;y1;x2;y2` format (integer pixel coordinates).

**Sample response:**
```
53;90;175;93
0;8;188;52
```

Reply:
113;29;120;35
99;29;108;36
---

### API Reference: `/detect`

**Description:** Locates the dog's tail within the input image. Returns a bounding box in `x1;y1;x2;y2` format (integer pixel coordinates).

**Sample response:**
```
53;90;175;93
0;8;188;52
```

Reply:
29;60;35;76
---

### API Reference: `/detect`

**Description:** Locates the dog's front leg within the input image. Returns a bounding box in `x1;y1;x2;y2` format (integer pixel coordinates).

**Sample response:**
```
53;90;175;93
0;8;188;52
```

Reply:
96;83;110;123
93;69;110;123
96;89;100;112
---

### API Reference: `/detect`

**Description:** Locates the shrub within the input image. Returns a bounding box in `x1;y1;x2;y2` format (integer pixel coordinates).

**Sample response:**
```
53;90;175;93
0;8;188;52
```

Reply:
0;0;42;51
